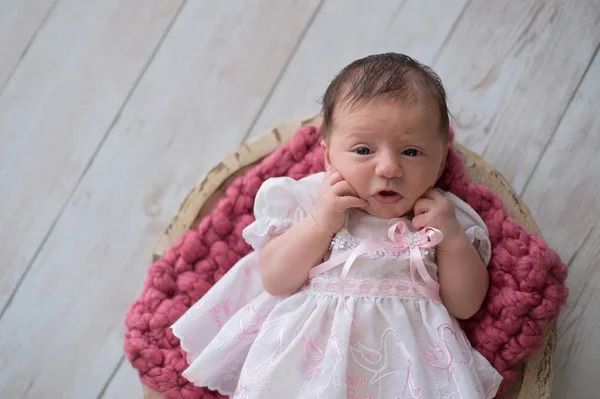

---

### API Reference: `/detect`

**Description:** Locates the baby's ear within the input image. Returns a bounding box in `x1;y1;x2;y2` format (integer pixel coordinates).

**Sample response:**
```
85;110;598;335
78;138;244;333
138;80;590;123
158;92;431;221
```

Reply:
321;139;333;173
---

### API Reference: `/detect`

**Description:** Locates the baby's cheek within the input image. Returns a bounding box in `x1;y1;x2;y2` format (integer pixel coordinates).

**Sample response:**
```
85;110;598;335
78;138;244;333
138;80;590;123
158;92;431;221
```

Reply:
411;174;433;195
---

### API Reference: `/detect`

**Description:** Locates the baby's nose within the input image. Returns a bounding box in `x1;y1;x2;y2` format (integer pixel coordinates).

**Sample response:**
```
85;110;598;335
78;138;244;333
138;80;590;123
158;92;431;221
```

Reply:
375;154;401;179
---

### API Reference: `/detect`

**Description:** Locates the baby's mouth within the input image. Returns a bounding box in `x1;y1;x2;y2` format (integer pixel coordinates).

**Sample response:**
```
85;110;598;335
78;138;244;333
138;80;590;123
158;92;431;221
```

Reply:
373;190;403;204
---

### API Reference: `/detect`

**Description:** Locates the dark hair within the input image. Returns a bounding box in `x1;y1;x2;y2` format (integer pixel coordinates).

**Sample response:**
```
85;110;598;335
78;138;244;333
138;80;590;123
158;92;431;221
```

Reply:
321;53;449;139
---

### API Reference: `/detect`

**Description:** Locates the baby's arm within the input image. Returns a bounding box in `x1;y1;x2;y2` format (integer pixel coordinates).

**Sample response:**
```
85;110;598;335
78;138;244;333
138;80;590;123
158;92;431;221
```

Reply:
260;171;367;296
436;232;488;319
413;190;488;319
260;215;331;296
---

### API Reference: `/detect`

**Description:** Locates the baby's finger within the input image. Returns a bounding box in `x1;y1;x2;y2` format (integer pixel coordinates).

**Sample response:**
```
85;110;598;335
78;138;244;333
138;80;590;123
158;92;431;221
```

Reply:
412;213;429;229
325;171;343;186
422;188;444;201
338;196;369;209
413;198;435;215
420;189;435;200
331;180;359;197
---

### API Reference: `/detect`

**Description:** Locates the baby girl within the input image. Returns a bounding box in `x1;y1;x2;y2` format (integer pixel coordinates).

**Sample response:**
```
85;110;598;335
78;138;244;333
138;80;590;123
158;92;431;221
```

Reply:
172;53;502;398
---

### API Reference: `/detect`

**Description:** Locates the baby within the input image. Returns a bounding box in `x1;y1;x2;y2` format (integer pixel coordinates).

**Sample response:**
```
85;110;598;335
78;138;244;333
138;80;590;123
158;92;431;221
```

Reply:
172;53;502;398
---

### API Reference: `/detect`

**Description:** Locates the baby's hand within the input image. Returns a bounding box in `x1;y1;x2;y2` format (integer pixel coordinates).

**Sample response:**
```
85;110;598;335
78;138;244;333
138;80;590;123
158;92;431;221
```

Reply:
412;189;462;248
310;171;368;236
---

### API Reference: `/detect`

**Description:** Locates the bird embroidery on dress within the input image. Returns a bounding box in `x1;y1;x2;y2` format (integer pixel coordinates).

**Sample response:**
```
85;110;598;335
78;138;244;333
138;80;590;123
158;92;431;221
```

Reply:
350;328;424;398
424;324;456;375
350;328;402;384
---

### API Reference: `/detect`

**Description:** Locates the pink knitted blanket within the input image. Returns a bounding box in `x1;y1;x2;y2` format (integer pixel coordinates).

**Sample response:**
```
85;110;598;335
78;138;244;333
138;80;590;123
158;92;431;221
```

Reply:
124;125;568;398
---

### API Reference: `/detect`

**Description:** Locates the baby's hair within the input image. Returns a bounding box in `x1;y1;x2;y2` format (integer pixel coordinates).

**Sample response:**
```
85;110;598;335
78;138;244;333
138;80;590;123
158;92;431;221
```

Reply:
321;53;450;139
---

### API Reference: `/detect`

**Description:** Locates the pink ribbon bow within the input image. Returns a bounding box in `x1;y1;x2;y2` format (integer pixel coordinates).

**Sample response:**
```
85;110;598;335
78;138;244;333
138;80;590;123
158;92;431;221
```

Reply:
309;219;443;301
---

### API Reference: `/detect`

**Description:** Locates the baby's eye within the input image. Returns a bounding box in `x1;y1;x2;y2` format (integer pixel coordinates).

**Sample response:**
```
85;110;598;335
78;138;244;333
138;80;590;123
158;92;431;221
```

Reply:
402;148;421;157
355;147;372;155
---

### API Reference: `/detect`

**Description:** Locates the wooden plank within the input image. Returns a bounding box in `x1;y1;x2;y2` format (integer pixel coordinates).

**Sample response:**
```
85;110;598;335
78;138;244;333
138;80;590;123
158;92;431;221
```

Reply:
102;360;144;399
0;0;183;313
247;0;467;140
432;0;600;193
0;0;56;90
153;115;319;259
0;1;320;397
522;51;600;261
550;229;600;399
521;52;600;398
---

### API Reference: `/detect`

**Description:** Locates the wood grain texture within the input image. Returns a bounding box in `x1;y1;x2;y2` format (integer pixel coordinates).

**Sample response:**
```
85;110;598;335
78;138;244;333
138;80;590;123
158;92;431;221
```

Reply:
146;114;555;398
0;1;320;398
247;0;467;140
0;0;182;313
102;361;144;399
433;0;600;193
549;229;600;399
153;115;317;259
0;0;56;90
522;52;600;399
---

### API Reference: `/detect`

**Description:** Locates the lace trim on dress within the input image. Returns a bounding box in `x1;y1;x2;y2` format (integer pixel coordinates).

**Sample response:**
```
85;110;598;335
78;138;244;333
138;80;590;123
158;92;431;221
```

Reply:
330;228;435;260
302;276;428;299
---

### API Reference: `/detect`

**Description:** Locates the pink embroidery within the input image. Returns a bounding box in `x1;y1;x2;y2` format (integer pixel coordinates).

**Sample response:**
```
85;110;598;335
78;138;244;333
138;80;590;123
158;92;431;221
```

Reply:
328;327;344;358
344;281;357;292
305;276;426;298
222;299;231;317
220;305;269;360
396;280;414;296
359;281;375;293
347;375;370;399
298;328;346;398
351;328;425;398
398;360;424;399
311;327;346;397
232;384;250;399
363;349;381;363
209;299;232;328
241;316;287;382
308;219;443;301
212;362;243;387
322;280;359;293
350;328;401;384
378;280;393;293
300;337;325;379
347;375;369;388
484;371;500;399
424;324;456;379
243;345;282;379
326;281;339;292
424;324;469;399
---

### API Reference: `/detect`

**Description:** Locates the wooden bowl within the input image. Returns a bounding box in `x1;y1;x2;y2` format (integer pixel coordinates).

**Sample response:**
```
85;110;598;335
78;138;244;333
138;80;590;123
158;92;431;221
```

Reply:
143;115;555;399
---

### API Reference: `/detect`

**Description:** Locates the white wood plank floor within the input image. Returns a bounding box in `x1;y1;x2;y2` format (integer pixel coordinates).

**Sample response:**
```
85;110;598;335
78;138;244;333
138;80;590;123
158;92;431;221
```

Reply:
0;1;598;398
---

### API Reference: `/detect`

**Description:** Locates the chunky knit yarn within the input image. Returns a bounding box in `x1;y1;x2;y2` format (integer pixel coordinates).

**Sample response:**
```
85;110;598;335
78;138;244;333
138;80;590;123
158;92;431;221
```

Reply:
124;125;568;398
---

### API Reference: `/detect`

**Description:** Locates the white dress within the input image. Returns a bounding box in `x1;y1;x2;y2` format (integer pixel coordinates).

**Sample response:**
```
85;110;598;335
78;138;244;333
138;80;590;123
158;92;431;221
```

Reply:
171;172;502;399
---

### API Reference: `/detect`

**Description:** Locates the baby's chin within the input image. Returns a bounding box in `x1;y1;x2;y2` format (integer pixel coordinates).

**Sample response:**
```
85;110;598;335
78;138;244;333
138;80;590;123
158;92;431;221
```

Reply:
361;201;414;220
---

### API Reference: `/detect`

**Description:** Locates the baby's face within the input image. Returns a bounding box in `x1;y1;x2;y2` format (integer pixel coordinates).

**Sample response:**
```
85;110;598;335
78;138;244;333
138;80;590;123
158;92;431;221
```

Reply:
323;97;447;219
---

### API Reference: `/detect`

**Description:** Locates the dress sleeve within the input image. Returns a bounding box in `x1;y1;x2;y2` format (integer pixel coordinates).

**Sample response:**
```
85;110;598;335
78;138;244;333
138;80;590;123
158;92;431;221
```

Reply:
442;191;492;266
241;172;324;251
